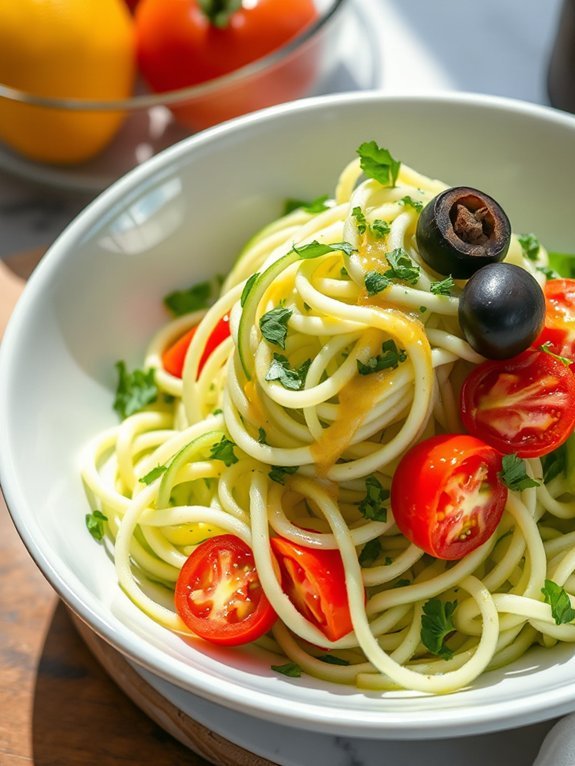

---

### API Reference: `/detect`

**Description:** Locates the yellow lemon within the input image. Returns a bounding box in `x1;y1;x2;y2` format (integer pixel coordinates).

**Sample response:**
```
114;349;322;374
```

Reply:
0;0;135;165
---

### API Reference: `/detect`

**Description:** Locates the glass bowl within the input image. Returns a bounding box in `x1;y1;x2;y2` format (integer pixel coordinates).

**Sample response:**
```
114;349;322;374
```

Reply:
0;0;377;191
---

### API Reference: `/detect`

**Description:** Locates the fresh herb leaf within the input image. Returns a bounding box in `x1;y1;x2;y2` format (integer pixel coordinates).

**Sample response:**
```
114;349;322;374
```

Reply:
212;408;223;415
268;465;299;484
398;195;423;212
359;476;389;521
340;266;349;278
542;579;575;625
283;195;330;215
359;538;383;567
384;556;393;566
265;354;311;391
357;141;401;187
139;465;168;485
257;427;267;444
86;510;108;542
392;578;411;588
370;219;390;239
384;248;420;284
420;598;457;659
271;661;302;677
357;339;407;376
364;270;390;295
498;453;540;491
209;436;238;466
419;305;427;313
537;265;560;280
518;233;540;261
164;279;220;316
547;252;575;279
292;240;356;259
113;362;158;419
241;272;259;307
542;444;567;483
352;206;367;234
260;306;293;350
539;341;572;367
430;275;455;296
316;654;350;666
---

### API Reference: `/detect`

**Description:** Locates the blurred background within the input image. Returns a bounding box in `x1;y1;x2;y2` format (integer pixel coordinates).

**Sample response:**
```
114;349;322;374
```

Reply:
0;0;568;259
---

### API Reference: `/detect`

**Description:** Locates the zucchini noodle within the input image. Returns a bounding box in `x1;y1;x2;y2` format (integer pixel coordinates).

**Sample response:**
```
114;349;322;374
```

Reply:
81;148;575;695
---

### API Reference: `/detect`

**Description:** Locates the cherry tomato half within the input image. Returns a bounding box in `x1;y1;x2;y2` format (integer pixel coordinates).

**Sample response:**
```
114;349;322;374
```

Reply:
162;313;230;378
536;279;575;363
175;534;277;646
134;0;318;129
391;434;507;561
460;348;575;458
270;536;353;642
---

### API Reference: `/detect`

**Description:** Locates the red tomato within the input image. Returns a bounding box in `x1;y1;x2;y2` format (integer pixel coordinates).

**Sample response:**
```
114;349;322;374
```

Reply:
460;348;575;458
134;0;318;129
536;279;575;363
162;313;230;378
391;434;507;561
175;534;277;646
270;536;353;642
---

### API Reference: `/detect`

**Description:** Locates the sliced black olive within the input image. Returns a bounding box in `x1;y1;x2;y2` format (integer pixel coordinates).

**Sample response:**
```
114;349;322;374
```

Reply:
458;263;545;359
416;186;511;279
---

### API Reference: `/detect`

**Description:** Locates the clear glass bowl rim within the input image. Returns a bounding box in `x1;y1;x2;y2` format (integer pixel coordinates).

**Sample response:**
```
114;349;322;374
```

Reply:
0;0;348;112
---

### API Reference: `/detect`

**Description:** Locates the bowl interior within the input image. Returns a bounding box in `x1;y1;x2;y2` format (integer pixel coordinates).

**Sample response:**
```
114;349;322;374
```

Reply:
3;93;575;738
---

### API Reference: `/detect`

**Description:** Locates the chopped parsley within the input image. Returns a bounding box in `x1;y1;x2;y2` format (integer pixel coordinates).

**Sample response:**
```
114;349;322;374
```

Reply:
370;219;391;239
271;661;302;678
542;579;575;625
384;248;420;284
240;272;259;307
392;578;411;588
113;361;158;420
316;654;350;666
86;510;108;542
518;233;540;261
268;465;299;484
398;195;423;212
358;476;389;521
352;206;367;234
364;270;389;296
498;453;540;492
259;306;293;349
539;341;572;367
164;277;221;316
420;598;457;659
283;194;330;215
266;354;311;391
357;339;407;376
292;240;356;259
139;465;168;485
430;275;455;296
537;265;560;280
358;538;383;567
357;141;401;187
209;436;239;466
257;427;267;444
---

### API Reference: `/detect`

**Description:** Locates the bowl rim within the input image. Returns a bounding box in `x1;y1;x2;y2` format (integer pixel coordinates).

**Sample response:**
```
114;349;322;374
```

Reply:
3;90;575;738
0;0;348;111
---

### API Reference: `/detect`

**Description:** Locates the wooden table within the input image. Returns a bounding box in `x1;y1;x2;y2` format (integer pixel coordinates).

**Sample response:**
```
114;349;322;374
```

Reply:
0;253;271;766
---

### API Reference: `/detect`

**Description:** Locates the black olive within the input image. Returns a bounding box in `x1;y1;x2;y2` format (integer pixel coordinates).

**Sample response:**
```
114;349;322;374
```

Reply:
416;186;511;279
458;263;545;359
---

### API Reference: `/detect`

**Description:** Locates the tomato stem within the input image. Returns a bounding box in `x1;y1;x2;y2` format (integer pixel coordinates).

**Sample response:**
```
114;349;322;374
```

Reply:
197;0;242;28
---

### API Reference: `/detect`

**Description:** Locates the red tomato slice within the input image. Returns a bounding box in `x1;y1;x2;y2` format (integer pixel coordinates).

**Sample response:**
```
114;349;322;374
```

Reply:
460;348;575;457
536;279;575;363
270;536;353;642
391;434;507;560
162;313;230;378
175;534;277;646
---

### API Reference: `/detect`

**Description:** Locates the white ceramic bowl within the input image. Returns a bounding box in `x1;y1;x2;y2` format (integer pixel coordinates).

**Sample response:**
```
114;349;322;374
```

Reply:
2;92;575;740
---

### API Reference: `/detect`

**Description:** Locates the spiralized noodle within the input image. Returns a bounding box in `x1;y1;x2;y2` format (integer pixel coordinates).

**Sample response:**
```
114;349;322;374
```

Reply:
81;149;575;695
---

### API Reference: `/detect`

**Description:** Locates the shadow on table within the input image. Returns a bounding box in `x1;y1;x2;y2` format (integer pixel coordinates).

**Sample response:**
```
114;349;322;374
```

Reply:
31;602;206;766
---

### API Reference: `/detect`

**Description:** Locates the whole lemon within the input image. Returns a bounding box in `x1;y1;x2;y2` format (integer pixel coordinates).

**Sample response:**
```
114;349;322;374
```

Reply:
0;0;135;165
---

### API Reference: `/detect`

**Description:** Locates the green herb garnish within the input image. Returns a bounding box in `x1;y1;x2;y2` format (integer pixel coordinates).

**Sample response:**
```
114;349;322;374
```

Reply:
352;206;367;234
364;270;390;296
271;662;302;677
420;598;457;659
268;465;299;484
358;476;389;521
357;141;401;187
260;306;293;350
539;341;572;367
398;195;423;212
518;233;540;261
113;361;157;420
86;510;108;542
316;654;350;666
498;453;540;491
430;275;455;296
257;427;268;444
359;538;383;567
370;219;390;239
209;436;238;466
357;339;407;376
542;579;575;625
164;278;222;316
266;354;311;391
384;248;420;284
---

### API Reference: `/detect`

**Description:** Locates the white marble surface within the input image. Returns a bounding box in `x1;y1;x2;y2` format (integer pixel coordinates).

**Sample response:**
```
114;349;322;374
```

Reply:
1;1;572;763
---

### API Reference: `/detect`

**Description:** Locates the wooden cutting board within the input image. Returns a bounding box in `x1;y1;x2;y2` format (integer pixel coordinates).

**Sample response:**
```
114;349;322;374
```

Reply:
0;250;275;766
